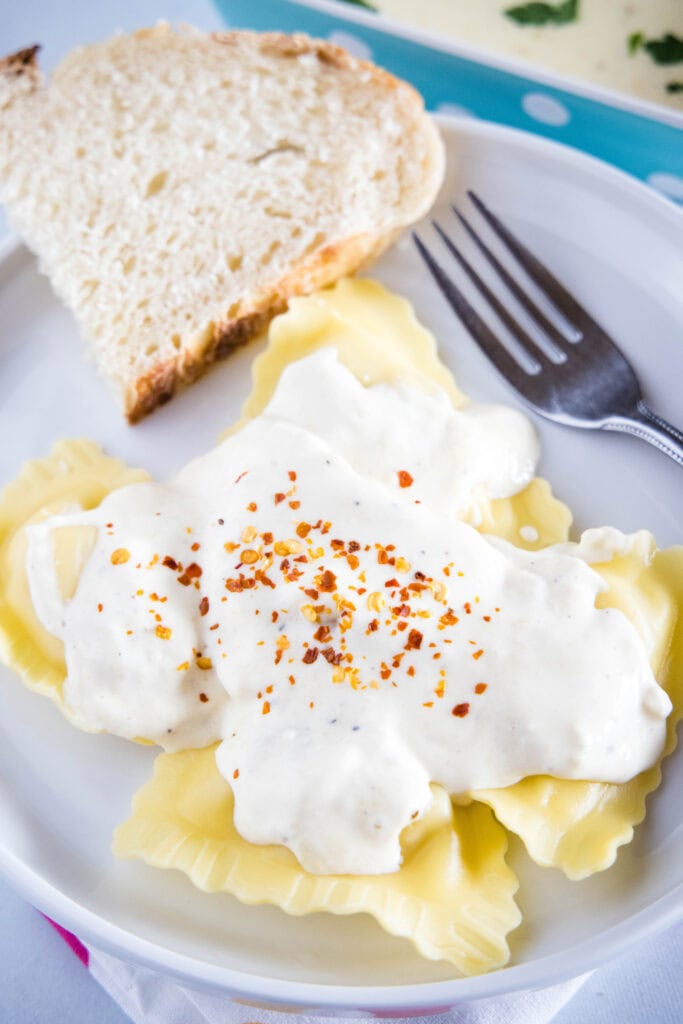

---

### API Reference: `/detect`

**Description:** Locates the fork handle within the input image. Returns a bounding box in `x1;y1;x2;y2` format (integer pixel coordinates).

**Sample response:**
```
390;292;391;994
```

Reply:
605;402;683;467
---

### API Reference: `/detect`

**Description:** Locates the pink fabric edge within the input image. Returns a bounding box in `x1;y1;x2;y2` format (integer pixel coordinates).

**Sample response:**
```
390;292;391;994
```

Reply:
43;915;90;968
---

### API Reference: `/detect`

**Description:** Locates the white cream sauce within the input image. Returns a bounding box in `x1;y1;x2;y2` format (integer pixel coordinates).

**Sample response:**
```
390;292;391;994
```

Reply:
26;351;671;874
377;0;683;110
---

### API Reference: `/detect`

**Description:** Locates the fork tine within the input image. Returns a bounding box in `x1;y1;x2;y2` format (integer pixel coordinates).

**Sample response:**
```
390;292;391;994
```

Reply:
468;191;597;333
412;232;535;391
432;221;552;371
452;205;576;351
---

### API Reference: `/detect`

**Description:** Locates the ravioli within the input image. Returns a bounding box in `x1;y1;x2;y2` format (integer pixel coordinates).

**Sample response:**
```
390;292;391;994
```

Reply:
0;439;148;720
0;278;680;974
113;750;520;975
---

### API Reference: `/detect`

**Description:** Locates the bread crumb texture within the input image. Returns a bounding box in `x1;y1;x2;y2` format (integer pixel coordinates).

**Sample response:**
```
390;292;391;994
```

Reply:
0;25;444;420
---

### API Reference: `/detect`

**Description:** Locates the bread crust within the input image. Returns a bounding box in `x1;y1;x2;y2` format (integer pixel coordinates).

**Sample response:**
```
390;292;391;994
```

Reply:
126;228;398;423
0;45;41;109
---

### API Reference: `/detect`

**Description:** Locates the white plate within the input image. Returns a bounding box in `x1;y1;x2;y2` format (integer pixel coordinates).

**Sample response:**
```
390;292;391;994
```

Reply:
0;117;682;1014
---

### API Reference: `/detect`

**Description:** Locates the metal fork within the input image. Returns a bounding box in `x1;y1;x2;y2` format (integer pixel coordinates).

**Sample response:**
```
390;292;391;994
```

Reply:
414;191;683;467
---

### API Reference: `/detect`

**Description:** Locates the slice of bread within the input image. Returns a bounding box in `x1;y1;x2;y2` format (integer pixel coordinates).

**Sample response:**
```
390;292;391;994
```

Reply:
0;25;444;421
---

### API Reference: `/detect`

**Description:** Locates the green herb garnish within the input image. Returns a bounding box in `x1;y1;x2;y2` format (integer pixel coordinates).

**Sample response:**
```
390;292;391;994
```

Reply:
643;34;683;66
666;81;683;93
628;31;644;55
504;0;579;27
335;0;378;10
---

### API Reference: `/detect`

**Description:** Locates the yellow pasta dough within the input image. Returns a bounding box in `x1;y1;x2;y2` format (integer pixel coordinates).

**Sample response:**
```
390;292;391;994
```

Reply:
113;749;520;975
0;439;148;716
475;542;683;879
0;278;680;973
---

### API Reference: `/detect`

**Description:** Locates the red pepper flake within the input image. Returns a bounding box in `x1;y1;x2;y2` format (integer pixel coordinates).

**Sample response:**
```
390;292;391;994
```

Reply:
199;596;210;617
288;675;296;686
394;603;411;618
304;588;319;600
321;521;331;535
246;502;257;512
233;768;239;780
406;629;423;650
407;665;416;677
289;500;301;510
345;553;359;570
472;649;484;660
439;609;459;627
162;556;178;570
380;665;391;681
384;578;400;589
422;701;433;708
414;571;426;581
191;542;201;552
184;562;202;580
309;701;315;709
452;702;470;718
475;682;488;694
262;701;271;715
296;523;310;538
330;539;345;551
483;615;491;622
314;624;331;643
97;603;103;613
226;577;245;592
366;619;379;633
288;470;297;482
274;492;286;505
199;692;209;703
464;602;472;614
303;647;319;664
396;621;408;632
255;570;275;589
322;647;342;665
271;610;279;623
177;574;191;586
316;570;337;593
209;623;219;631
397;470;413;488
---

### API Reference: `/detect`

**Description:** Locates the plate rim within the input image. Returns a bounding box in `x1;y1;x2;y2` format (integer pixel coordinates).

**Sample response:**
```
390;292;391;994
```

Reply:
0;113;682;1011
